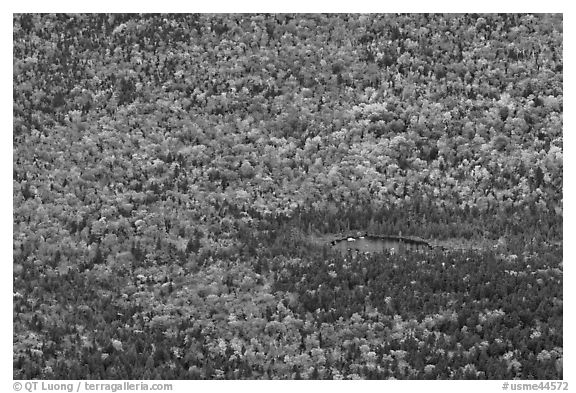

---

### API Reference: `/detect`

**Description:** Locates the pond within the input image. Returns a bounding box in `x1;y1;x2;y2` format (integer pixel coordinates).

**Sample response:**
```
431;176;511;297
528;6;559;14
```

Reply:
331;234;432;254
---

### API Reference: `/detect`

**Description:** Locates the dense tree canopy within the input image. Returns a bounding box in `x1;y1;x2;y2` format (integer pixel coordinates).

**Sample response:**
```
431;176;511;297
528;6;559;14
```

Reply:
14;13;562;379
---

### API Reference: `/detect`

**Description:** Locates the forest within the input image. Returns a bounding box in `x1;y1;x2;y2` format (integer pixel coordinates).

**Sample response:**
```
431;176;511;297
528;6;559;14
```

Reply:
13;14;562;379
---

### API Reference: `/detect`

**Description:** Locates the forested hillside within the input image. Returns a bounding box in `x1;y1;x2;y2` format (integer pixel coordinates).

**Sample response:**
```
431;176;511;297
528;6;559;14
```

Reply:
13;14;562;379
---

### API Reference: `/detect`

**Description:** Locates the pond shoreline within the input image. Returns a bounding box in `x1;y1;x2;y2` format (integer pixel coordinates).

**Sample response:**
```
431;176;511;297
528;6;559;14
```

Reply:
309;231;500;253
330;233;434;254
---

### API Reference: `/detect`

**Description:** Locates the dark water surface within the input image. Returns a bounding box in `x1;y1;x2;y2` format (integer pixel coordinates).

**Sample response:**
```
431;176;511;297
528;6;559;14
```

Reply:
331;235;432;254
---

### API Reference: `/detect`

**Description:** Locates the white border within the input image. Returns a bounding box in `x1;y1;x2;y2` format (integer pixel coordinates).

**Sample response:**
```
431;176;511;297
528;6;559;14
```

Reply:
4;5;571;391
3;1;568;13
